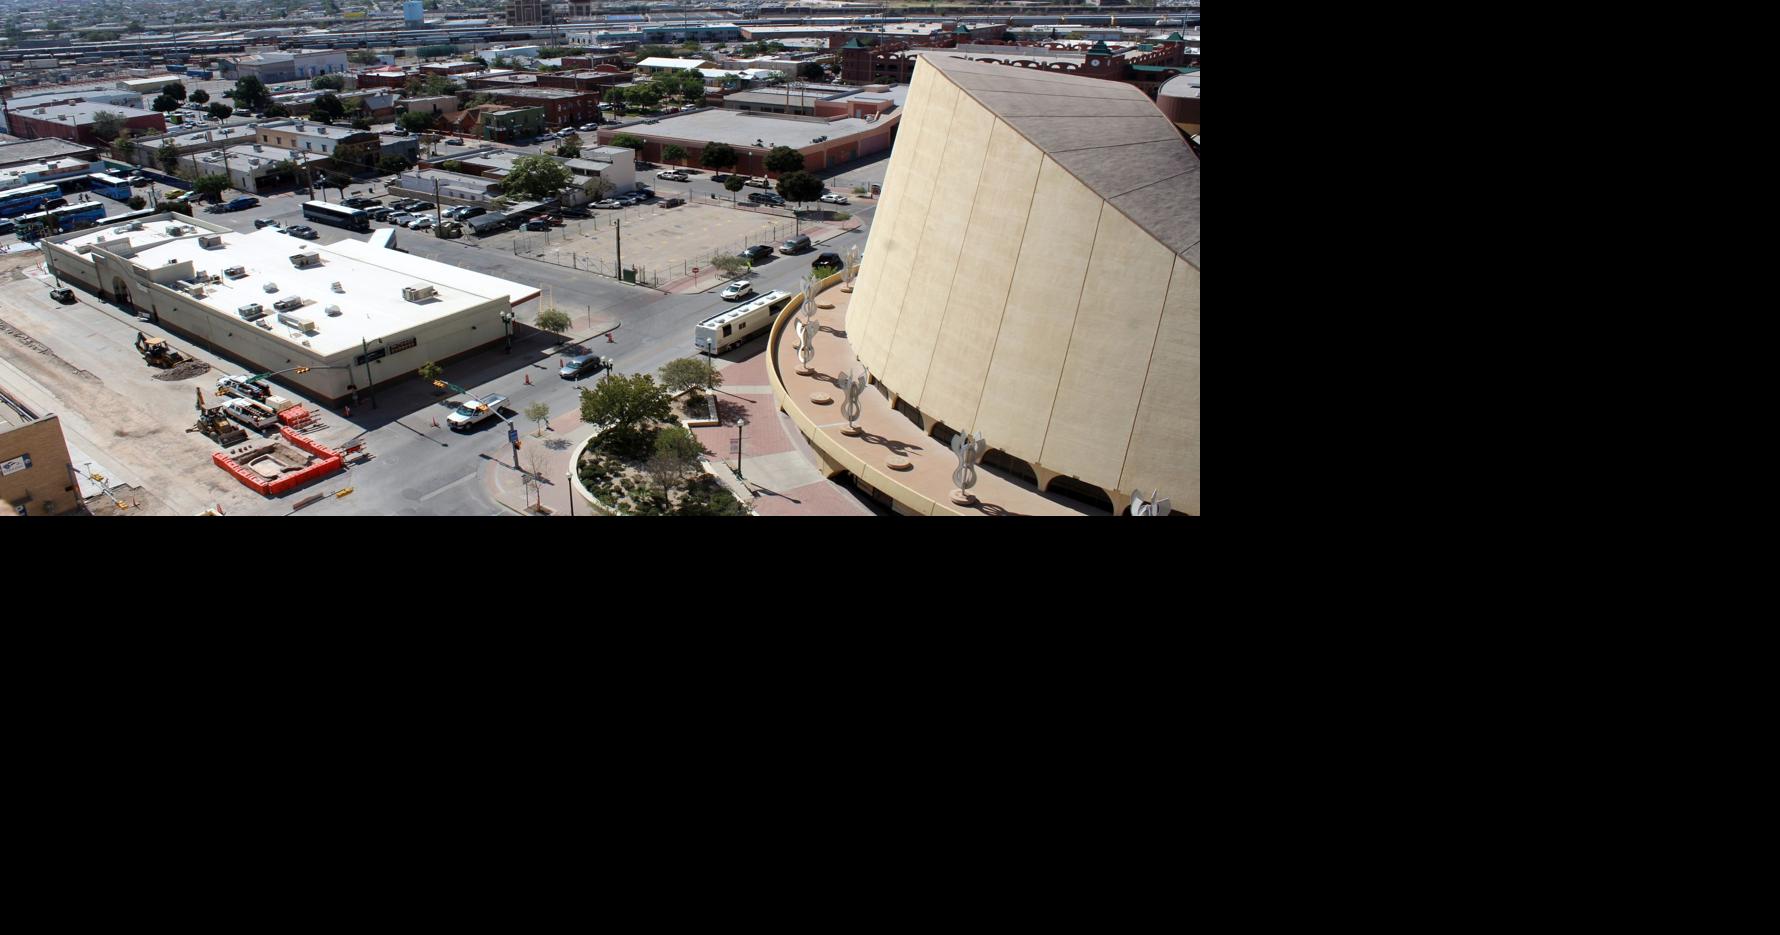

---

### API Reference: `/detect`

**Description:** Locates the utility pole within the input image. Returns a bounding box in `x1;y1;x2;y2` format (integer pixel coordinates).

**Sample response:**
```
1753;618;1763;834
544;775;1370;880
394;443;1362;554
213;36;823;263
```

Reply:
614;217;622;280
433;177;443;225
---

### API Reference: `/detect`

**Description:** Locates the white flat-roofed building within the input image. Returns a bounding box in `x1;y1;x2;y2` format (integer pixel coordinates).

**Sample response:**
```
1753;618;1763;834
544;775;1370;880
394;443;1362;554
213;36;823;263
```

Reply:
635;57;711;74
39;215;539;406
0;157;96;190
177;144;326;194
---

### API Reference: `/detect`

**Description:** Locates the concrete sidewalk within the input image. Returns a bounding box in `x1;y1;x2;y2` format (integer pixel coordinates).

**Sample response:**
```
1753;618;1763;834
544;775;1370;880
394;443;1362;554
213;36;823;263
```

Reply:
485;409;600;515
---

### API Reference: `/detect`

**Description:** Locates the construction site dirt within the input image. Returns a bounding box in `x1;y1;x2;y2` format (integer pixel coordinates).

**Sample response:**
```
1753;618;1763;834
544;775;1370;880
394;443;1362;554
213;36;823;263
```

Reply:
0;249;351;515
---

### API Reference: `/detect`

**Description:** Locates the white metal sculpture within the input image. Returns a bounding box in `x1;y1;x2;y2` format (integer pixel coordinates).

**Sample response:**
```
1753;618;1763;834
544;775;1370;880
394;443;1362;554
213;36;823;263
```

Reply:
950;430;988;506
1130;489;1172;517
796;315;818;374
842;244;861;290
800;272;819;314
837;365;867;435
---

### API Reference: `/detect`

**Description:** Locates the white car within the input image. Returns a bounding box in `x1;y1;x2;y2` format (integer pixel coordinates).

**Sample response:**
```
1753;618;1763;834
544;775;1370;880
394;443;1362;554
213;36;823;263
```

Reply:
579;124;599;132
657;170;689;181
721;280;755;301
407;216;434;230
820;192;850;205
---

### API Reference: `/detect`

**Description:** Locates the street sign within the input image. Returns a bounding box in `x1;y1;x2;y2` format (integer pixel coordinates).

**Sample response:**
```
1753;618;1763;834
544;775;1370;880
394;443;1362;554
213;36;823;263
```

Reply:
729;439;741;454
508;425;519;444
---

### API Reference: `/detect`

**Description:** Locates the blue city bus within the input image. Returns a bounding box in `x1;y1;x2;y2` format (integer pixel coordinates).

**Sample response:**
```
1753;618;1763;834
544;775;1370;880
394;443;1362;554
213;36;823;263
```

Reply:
302;200;369;232
0;182;64;218
14;202;108;238
88;173;134;201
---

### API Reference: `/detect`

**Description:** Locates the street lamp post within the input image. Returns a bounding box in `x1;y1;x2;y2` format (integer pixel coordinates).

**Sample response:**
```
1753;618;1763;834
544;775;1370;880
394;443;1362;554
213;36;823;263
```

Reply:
735;417;746;480
501;310;514;353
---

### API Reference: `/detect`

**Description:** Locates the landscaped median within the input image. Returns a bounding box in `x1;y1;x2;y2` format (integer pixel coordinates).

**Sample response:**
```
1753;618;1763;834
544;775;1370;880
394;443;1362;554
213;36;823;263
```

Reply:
565;373;753;516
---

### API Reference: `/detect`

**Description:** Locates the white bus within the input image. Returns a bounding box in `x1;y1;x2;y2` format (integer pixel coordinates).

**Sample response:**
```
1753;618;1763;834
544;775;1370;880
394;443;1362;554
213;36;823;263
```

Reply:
302;200;369;232
695;290;792;355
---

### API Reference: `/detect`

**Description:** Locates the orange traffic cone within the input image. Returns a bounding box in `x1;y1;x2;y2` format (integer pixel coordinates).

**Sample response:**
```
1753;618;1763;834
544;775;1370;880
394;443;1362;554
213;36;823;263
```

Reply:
606;331;615;343
431;415;439;428
524;373;532;385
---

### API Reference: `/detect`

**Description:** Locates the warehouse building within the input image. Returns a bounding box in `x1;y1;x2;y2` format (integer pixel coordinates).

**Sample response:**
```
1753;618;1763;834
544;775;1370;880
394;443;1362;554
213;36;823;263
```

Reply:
596;84;904;175
39;215;540;406
4;101;166;147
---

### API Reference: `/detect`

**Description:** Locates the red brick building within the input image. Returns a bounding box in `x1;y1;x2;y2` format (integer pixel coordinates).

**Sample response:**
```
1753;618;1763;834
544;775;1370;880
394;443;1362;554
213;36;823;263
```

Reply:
5;102;165;147
355;70;411;90
536;71;628;93
485;88;602;128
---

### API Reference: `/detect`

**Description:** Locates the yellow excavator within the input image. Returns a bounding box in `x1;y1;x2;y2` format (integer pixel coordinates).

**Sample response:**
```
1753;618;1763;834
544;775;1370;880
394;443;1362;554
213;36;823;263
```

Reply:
187;387;248;446
135;330;186;369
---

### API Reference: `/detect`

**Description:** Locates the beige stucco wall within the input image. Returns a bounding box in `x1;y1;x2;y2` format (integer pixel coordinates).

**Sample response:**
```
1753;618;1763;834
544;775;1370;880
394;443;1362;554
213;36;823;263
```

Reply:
845;57;1201;513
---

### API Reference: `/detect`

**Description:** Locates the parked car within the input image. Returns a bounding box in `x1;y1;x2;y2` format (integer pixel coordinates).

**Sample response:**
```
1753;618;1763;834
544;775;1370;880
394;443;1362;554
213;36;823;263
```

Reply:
812;252;844;272
545;214;565;226
660;197;685;208
523;218;550;231
559;351;605;380
407;216;434;230
819;192;850;205
366;207;393;221
343;197;381;208
456;206;487;220
49;288;75;304
780;234;811;254
749;191;786;206
746;176;770;188
43;197;67;209
129;176;153;188
254;218;282;229
579;123;600;132
657;170;689;181
445;137;464;146
387;212;416;225
721;280;755;301
740;244;772;263
284;225;318;239
592;199;622;209
436;220;463;238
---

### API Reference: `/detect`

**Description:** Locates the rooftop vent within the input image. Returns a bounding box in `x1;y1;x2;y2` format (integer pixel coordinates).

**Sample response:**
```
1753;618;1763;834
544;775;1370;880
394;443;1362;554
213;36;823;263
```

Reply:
330;281;343;292
198;233;223;248
262;281;279;293
164;224;187;235
289;252;321;269
325;304;341;316
224;266;246;278
401;284;437;302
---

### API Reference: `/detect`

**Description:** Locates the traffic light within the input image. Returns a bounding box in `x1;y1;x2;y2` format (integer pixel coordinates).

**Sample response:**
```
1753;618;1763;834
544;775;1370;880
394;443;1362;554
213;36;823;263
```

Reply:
432;380;447;389
294;367;310;374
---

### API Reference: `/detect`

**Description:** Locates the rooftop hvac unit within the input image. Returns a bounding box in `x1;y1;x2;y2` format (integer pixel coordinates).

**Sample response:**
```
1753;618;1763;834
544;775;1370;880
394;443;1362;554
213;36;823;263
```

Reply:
256;319;274;330
224;266;247;278
198;234;223;248
277;311;315;331
164;224;187;235
331;281;343;292
289;252;321;268
402;284;437;302
262;281;279;292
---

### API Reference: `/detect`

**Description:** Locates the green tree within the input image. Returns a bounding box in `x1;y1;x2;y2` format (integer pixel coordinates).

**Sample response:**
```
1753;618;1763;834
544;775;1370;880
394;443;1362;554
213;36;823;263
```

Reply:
128;195;146;210
554;134;582;158
397;110;437;133
609;133;646;152
662;144;687;164
109;131;136;162
265;104;290;118
661;356;723;395
310;94;345;123
312;74;346;91
164;81;187;102
418;361;443;387
501;155;574;201
581;177;614;202
700;142;739;175
654;425;705;480
579;373;671;459
799;61;826;80
151;95;179;113
126;20;145;33
441;159;464;172
776;170;823;206
603;86;627;114
206;102;234;121
634;44;675;59
159;140;182;173
191;89;209;105
628;85;661;111
763;145;804;175
192;173;232;200
724;175;746;193
710;253;749;277
323;171;351;194
232;75;270;112
525;401;552;437
348;50;380;65
535;308;572;335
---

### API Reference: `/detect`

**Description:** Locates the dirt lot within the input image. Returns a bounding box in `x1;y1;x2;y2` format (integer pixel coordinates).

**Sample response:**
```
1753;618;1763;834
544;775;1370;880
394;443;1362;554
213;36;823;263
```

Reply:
470;201;820;286
0;248;322;516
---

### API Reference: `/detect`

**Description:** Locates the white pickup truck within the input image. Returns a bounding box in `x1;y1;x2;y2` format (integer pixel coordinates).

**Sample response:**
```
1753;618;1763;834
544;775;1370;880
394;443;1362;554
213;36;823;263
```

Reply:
447;394;508;432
